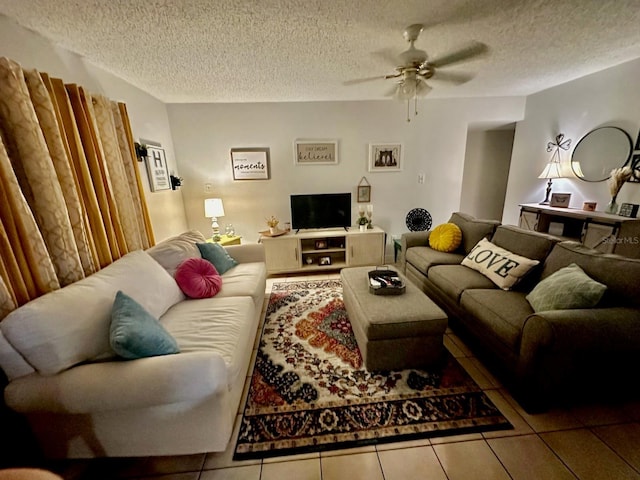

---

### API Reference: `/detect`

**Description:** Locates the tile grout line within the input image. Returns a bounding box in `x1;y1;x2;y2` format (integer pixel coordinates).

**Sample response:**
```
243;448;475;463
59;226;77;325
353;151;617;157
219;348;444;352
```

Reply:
483;438;515;480
535;430;581;479
588;425;640;475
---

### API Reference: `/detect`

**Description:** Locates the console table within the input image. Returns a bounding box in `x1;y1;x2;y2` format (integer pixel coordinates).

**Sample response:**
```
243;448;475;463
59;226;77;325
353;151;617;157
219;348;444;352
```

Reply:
259;226;385;275
519;203;640;258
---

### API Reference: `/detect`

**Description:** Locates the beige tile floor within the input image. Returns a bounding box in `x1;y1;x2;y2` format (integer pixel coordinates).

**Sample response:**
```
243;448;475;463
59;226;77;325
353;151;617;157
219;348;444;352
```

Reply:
45;272;640;480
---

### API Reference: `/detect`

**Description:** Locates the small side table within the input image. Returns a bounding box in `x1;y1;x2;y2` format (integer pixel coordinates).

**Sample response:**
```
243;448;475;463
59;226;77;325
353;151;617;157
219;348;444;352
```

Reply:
207;235;241;246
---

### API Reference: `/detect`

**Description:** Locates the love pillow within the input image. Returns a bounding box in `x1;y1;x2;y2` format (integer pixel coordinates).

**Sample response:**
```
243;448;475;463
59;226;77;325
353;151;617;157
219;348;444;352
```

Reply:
174;257;223;298
461;238;539;290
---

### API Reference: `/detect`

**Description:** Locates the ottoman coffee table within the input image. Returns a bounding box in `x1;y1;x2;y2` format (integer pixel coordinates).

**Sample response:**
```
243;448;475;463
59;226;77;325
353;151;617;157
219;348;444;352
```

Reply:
340;266;448;371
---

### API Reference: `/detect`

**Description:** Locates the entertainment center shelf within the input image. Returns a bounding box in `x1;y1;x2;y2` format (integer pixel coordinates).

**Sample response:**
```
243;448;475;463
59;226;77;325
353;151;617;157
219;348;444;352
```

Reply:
260;227;385;275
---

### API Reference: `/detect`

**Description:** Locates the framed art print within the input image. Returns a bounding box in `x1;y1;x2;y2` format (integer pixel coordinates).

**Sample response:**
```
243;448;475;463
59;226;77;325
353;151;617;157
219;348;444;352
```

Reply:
369;143;402;172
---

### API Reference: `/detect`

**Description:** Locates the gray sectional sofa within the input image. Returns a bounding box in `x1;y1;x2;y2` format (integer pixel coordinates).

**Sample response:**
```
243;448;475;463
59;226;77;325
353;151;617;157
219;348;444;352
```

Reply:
400;212;640;411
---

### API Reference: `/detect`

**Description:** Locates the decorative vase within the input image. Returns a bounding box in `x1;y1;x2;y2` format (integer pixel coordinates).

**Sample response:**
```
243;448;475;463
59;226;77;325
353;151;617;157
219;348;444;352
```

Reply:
359;224;366;232
269;226;278;234
605;196;618;215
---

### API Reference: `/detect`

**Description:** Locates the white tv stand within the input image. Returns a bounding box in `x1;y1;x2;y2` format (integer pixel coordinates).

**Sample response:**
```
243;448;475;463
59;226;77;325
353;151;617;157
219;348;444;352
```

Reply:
260;226;385;275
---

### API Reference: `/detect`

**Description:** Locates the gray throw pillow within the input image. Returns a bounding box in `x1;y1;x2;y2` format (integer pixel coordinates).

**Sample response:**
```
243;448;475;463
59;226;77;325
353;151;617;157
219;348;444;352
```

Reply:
526;263;607;312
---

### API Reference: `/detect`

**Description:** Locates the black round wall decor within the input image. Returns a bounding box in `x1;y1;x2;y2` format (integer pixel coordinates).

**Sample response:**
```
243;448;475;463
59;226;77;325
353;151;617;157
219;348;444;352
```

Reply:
405;208;432;231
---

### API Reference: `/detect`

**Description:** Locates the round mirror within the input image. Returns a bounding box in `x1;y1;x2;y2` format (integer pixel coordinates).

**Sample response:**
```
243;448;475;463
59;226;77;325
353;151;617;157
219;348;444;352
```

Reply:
571;126;632;182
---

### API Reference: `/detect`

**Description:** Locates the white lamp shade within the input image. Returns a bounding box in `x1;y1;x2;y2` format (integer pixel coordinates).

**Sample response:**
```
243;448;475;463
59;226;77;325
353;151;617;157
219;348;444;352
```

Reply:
204;198;225;218
538;161;562;179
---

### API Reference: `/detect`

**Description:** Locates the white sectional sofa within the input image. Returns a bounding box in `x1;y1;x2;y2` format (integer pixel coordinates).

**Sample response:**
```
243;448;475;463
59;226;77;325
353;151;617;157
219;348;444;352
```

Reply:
0;231;266;458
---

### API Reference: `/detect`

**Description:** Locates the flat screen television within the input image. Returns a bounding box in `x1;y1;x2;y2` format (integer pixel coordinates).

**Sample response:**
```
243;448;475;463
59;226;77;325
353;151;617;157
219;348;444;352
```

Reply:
290;193;351;231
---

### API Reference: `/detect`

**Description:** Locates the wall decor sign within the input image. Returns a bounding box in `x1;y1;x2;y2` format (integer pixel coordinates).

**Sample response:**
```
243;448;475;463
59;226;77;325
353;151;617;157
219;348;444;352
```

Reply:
369;143;402;172
145;146;171;191
294;140;338;165
230;148;270;180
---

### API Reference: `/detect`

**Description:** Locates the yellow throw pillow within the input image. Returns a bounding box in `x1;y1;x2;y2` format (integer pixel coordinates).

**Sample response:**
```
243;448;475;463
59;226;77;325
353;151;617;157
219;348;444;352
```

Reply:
429;223;463;253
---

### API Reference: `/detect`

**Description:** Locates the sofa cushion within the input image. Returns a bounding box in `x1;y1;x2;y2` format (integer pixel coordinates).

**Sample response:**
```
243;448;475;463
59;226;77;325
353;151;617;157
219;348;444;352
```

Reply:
460;289;534;351
215;262;267;308
175;258;223;299
449;212;501;254
491;225;559;262
160;296;256;388
461;238;539;290
110;291;180;359
490;225;560;291
526;263;607;312
197;242;238;274
541;242;640;308
0;330;35;380
429;223;462;253
405;247;465;275
146;230;206;276
428;265;496;303
0;250;184;376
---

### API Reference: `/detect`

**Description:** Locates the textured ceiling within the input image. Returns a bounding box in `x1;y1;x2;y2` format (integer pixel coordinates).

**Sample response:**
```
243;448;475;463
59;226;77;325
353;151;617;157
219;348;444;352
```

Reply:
1;0;640;103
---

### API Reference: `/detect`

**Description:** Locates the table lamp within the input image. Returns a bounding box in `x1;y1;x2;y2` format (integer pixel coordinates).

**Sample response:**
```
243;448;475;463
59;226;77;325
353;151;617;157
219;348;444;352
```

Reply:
204;198;225;239
538;158;562;205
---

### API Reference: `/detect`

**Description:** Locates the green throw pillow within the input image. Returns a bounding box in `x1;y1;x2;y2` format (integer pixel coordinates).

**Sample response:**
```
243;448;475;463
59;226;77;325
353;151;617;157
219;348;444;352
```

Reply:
110;291;180;359
526;263;607;312
197;242;238;274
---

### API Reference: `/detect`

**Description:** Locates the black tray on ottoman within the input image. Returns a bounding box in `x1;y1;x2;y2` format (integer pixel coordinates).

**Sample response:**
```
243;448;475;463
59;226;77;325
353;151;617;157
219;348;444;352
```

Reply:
368;266;406;295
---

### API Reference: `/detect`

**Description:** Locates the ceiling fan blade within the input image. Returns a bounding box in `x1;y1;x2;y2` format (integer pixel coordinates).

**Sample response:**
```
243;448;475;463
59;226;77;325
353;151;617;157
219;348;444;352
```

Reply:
430;42;489;68
343;75;387;86
430;70;475;85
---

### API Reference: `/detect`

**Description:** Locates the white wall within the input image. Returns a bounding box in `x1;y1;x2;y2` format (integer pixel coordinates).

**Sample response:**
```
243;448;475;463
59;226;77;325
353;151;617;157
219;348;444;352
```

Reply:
461;127;515;220
503;57;640;225
0;15;188;241
167;97;525;246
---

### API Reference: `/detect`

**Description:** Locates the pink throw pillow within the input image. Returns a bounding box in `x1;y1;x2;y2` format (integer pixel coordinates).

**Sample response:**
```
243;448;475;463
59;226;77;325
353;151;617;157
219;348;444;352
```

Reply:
175;258;222;298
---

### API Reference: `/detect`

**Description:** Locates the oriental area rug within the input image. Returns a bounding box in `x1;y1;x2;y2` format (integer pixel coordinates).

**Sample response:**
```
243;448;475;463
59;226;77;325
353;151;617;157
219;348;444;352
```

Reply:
233;279;511;459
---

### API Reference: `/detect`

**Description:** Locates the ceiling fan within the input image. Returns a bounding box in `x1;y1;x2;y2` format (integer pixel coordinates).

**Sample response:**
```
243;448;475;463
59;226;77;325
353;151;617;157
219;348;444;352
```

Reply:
345;24;488;121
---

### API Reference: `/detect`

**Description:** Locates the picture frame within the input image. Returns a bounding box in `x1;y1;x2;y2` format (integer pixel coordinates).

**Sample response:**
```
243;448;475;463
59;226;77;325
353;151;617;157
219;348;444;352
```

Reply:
319;256;332;266
357;185;371;203
145;146;171;191
369;143;402;172
230;148;270;180
315;240;328;249
619;203;639;218
635;129;640;151
294;140;338;165
550;192;571;208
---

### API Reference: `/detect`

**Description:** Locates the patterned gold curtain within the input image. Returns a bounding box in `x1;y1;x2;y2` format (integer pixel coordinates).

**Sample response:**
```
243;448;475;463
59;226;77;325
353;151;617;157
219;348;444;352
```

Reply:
0;57;154;319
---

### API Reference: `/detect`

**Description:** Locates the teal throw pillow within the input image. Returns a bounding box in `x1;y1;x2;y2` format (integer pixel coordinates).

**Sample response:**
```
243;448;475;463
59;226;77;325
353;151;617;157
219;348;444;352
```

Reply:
197;242;238;274
110;291;180;359
526;263;607;312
